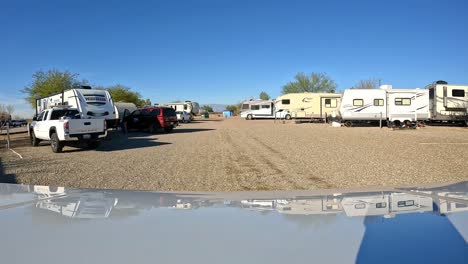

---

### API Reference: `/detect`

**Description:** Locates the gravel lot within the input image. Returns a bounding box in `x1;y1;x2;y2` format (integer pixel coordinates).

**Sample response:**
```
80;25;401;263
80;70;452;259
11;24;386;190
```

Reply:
1;118;467;191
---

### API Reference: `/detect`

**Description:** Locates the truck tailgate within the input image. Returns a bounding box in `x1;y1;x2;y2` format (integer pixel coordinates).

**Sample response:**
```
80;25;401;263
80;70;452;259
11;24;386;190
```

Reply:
67;119;105;134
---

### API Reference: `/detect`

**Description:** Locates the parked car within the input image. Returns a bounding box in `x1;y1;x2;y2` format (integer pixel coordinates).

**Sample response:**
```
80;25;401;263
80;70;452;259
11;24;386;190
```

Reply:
10;120;27;127
30;107;107;153
125;107;178;133
176;111;191;123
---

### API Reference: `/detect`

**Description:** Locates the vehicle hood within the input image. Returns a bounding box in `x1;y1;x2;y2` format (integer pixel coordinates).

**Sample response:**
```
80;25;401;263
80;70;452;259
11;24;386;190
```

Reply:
0;182;467;263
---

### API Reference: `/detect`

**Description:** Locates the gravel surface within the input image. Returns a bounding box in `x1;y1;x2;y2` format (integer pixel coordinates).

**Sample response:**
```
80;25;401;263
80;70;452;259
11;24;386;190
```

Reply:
1;118;467;191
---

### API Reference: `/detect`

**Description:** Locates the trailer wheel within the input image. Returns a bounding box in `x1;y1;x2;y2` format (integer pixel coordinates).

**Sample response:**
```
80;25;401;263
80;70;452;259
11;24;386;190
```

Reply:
393;120;401;128
285;114;291;120
404;120;412;128
30;131;40;147
344;121;353;127
50;133;63;153
246;114;253;120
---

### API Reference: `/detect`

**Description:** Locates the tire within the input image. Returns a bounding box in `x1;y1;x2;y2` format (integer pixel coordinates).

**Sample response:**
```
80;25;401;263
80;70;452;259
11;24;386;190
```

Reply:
285;114;291;120
87;141;100;149
164;126;174;133
344;121;353;127
30;131;40;147
246;114;253;120
148;123;157;134
50;133;63;153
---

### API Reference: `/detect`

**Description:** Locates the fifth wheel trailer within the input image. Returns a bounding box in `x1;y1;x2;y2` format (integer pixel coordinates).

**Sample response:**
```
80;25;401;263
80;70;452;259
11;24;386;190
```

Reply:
425;81;468;125
36;87;118;128
158;101;200;117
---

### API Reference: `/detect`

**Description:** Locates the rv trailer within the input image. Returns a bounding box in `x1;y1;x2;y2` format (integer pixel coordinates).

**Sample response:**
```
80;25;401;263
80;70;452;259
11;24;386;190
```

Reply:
274;92;341;121
340;85;429;126
36;87;118;128
239;100;291;119
425;81;468;125
159;101;200;117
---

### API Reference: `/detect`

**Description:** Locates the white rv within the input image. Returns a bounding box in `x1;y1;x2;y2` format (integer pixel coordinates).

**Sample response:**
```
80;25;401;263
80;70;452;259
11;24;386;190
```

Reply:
239;100;291;120
159;101;200;117
36;87;118;128
341;194;390;217
425;81;468;125
274;92;342;120
340;85;429;126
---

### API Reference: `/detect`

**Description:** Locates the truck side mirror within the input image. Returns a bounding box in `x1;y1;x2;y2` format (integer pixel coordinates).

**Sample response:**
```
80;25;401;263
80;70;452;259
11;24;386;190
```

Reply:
32;116;37;121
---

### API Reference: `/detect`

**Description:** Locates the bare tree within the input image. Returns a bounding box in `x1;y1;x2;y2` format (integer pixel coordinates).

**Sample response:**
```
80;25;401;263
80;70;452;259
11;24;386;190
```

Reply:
352;79;380;89
6;104;14;115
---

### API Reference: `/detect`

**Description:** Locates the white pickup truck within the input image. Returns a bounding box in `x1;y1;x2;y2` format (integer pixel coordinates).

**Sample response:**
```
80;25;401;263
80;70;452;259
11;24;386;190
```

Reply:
30;107;107;153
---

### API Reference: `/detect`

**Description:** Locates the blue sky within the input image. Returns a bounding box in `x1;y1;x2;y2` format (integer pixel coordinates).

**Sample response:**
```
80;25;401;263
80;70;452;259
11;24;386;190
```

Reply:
1;0;467;117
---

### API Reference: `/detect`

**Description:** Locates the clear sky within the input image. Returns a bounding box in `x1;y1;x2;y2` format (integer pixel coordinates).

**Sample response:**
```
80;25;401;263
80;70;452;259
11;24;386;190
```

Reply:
1;0;467;117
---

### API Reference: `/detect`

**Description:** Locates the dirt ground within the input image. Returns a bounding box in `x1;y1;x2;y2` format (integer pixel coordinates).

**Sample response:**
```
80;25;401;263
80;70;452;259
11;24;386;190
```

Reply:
0;117;467;191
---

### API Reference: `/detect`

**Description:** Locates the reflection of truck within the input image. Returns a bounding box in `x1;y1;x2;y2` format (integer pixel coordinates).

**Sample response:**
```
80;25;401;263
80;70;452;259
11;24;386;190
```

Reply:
36;87;118;128
30;107;107;153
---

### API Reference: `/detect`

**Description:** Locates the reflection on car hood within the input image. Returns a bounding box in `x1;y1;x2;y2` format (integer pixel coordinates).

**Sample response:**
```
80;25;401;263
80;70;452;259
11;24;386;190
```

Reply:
0;182;467;263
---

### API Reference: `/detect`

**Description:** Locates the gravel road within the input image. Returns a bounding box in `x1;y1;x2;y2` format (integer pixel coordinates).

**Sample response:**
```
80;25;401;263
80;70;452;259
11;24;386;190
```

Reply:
1;118;467;191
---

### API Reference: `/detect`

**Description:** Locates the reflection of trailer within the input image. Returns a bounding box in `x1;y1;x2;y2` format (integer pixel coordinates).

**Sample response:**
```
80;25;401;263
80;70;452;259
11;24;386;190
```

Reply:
341;194;390;217
436;193;468;214
389;193;433;215
276;198;342;215
241;200;276;210
35;192;118;219
426;81;468;125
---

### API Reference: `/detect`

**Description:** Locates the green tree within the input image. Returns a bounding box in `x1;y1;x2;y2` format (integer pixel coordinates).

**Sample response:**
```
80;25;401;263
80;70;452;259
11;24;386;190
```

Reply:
282;72;336;94
22;69;87;108
107;85;144;106
225;105;238;114
352;79;379;89
259;91;270;100
144;99;152;106
202;105;214;113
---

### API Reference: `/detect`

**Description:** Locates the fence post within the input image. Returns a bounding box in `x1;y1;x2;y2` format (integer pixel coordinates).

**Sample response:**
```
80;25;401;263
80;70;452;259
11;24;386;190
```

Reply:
6;122;10;149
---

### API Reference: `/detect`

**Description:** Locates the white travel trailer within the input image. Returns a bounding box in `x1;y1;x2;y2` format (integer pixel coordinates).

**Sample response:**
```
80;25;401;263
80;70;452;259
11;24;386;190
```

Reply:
36;87;118;127
276;198;342;215
425;81;468;125
114;102;138;122
159;101;200;116
389;193;433;215
239;100;291;119
340;85;429;126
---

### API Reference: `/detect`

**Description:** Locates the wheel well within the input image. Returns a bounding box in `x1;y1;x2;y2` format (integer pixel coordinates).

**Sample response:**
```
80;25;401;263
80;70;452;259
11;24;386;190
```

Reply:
49;127;57;137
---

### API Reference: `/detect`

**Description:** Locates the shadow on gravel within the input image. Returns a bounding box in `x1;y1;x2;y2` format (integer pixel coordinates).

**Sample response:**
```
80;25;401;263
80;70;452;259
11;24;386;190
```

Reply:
191;119;224;123
0;157;18;184
173;128;215;134
97;137;171;152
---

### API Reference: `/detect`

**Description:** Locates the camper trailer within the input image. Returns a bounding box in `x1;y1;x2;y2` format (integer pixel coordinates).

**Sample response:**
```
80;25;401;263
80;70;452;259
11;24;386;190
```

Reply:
36;87;118;128
239;100;291;119
340;85;429;126
426;81;468;125
341;194;390;217
159;101;200;117
114;102;138;123
274;92;341;120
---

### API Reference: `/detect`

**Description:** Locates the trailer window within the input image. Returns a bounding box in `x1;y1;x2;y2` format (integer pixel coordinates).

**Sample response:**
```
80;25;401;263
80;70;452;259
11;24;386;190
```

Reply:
184;104;188;110
395;98;411;105
251;105;260;110
261;105;270;109
374;99;384;106
353;99;363;106
376;202;387;208
397;200;415;207
452;89;465;97
281;99;290;105
325;98;337;108
242;104;249;110
354;203;366;209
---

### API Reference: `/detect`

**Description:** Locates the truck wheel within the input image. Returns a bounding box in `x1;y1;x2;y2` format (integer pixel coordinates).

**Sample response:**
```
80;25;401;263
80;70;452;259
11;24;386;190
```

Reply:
148;123;157;134
164;126;174;133
50;133;63;153
30;131;40;147
87;141;100;149
285;114;291;120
